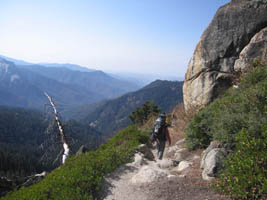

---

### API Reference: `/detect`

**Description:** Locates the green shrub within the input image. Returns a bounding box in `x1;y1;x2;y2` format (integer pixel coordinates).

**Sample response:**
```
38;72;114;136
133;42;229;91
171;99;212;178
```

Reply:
213;125;267;199
185;63;267;198
185;65;267;150
129;101;160;125
1;125;149;200
185;107;214;150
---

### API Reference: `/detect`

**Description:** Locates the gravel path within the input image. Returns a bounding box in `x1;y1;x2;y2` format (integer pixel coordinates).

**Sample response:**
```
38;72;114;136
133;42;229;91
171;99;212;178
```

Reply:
96;145;230;200
97;164;149;200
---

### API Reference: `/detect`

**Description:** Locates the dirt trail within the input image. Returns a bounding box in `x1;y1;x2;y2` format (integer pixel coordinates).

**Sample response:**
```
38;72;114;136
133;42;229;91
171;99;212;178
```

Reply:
97;164;148;200
97;140;230;200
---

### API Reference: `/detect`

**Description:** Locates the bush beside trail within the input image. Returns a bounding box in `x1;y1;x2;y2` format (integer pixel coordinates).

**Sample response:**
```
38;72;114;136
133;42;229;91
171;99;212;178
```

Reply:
185;63;267;199
214;126;267;199
186;65;267;150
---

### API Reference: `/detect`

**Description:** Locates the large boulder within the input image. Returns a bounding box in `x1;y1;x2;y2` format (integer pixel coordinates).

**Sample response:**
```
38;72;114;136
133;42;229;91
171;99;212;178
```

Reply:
183;0;267;110
201;141;226;181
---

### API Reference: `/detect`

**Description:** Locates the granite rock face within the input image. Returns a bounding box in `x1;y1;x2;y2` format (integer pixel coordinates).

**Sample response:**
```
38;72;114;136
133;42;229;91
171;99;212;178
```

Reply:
183;0;267;110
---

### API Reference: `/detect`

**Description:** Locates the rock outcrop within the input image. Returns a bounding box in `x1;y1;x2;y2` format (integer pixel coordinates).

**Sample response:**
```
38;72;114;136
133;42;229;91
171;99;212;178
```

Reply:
234;27;267;71
183;0;267;110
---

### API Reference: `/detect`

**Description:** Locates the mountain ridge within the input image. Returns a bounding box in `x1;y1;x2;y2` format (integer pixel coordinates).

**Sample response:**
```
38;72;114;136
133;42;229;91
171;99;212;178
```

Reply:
18;64;140;99
80;80;183;135
0;58;104;109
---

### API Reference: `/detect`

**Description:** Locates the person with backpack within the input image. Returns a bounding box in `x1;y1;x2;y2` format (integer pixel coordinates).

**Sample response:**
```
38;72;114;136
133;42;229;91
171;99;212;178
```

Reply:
152;113;171;160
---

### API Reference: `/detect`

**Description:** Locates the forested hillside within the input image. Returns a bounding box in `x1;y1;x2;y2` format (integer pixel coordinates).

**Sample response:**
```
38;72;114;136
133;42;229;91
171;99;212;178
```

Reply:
0;106;103;178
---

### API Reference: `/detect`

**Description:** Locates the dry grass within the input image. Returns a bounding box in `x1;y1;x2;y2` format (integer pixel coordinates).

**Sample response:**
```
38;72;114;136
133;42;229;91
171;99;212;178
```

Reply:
169;103;201;145
139;103;201;146
139;102;201;146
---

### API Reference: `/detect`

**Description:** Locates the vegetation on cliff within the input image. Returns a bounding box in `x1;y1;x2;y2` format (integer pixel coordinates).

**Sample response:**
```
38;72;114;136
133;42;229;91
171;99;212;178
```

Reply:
186;63;267;150
185;62;267;199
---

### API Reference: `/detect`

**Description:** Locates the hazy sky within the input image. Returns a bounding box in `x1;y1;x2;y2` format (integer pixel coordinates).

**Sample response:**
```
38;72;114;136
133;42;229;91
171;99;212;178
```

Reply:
0;0;230;78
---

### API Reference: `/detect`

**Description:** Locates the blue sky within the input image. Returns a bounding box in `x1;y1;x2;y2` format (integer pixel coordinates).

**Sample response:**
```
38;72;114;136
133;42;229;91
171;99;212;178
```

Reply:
0;0;230;78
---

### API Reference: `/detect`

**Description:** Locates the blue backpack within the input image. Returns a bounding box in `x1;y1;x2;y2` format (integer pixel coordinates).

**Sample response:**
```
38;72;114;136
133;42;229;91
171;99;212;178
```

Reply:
152;117;167;141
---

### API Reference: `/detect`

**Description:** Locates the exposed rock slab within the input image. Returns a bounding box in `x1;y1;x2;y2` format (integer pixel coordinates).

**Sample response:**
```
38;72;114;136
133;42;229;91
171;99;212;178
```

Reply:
176;161;193;172
156;159;174;169
131;166;168;184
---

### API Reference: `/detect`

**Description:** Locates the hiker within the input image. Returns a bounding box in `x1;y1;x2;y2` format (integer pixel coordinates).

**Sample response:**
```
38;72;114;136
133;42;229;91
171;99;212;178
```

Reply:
152;113;171;160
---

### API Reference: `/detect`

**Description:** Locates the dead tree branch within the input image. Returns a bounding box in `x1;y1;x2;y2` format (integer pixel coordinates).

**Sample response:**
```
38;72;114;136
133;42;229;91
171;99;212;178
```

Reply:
44;92;70;164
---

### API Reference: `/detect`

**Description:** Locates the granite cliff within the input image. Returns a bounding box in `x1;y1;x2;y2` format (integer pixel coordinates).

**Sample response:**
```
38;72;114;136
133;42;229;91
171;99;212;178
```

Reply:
183;0;267;110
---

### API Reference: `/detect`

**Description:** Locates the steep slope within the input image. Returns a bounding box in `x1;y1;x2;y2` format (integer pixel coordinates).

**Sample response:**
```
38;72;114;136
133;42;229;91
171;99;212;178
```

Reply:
0;58;103;109
19;64;140;99
1;126;149;200
82;80;183;135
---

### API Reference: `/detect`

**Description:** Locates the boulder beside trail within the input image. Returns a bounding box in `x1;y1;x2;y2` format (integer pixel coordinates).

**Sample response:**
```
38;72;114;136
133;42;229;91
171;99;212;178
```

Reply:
201;142;226;181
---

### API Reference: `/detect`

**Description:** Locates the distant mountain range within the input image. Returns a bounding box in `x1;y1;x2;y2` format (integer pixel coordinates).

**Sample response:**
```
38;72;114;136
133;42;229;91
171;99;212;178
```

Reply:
0;55;184;177
0;55;95;72
0;58;103;109
0;55;184;87
0;54;184;136
18;64;139;99
109;71;184;87
38;63;95;73
74;80;184;135
0;57;140;110
0;55;33;65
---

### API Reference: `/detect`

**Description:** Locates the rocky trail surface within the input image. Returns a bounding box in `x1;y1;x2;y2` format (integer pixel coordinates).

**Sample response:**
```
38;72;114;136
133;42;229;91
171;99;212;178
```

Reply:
97;130;230;200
